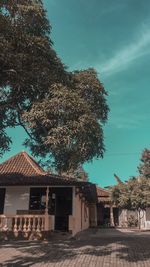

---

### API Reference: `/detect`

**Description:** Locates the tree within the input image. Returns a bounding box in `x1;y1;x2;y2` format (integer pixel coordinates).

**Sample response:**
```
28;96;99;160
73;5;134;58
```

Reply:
0;110;11;156
0;1;109;173
61;166;89;181
0;0;67;155
138;149;150;179
23;69;109;172
111;177;150;228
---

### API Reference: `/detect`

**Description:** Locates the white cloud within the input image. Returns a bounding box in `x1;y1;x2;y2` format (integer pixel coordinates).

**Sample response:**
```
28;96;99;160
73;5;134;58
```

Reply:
97;26;150;77
109;110;148;129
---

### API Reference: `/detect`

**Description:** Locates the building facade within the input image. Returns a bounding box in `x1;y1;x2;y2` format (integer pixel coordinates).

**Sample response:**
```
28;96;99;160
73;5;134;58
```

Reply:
0;152;97;238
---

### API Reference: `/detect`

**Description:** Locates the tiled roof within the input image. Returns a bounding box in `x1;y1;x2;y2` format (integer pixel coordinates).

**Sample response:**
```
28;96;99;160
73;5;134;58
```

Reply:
96;187;111;203
0;151;45;176
0;152;97;203
96;187;110;197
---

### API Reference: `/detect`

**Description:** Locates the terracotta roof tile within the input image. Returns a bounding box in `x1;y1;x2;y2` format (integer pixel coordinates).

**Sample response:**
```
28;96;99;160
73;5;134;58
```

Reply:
96;187;111;203
0;151;45;176
96;187;110;197
0;152;97;203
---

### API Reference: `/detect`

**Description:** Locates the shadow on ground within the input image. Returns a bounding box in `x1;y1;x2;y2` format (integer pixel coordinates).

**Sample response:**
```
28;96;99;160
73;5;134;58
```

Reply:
0;228;150;266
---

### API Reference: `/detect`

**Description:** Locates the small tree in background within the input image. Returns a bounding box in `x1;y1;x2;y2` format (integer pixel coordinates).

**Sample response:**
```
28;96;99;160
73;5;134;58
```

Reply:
111;177;150;228
138;149;150;179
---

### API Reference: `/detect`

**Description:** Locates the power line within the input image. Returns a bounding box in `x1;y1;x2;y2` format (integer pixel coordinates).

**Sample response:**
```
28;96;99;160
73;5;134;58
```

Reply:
105;152;141;157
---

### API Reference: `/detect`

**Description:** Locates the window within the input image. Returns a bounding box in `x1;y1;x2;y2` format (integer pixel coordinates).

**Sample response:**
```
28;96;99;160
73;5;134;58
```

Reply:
29;188;46;210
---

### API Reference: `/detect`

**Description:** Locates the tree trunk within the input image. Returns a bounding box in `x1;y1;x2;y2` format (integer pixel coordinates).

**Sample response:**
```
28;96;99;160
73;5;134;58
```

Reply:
138;209;141;230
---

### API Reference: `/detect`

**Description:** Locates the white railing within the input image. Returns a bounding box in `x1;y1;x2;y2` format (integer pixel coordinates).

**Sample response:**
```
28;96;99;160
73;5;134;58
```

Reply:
0;215;46;237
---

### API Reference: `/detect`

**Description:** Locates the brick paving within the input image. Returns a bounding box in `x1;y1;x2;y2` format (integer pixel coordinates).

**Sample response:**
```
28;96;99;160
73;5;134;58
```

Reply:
0;228;150;267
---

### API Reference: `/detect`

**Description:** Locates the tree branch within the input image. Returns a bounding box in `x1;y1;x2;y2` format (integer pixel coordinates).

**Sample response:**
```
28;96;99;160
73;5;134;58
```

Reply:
16;105;37;142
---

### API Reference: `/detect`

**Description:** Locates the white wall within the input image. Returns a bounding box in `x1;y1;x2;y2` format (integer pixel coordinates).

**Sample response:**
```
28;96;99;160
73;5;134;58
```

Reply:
141;209;150;229
119;209;150;229
69;188;89;235
119;209;128;227
4;186;30;215
81;201;89;230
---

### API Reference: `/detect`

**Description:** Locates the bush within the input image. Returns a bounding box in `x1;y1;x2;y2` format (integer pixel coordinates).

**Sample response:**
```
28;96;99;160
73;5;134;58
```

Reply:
127;215;138;227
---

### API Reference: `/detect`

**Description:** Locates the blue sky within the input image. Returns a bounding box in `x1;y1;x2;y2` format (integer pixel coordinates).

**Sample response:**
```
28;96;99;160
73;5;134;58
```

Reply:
1;0;150;187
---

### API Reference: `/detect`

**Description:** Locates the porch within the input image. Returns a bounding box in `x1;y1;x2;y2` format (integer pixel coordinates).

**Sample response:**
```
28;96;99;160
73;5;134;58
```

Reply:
0;185;92;238
0;214;48;239
0;152;98;239
0;213;77;239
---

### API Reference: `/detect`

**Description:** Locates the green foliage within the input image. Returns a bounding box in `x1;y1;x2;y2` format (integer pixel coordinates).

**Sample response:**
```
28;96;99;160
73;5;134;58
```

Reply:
61;166;89;181
138;149;150;179
0;110;11;156
111;177;150;210
111;151;150;228
0;1;109;172
127;215;138;227
23;69;108;171
0;0;67;156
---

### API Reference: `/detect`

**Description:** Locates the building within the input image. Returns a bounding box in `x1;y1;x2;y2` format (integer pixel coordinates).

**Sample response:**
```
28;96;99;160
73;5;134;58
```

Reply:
96;187;119;227
0;152;98;238
1;152;149;239
96;187;150;230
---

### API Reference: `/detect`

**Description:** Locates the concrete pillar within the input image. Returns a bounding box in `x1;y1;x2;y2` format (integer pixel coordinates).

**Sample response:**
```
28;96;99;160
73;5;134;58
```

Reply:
72;187;76;217
45;187;49;231
89;203;97;227
110;204;114;227
69;187;76;235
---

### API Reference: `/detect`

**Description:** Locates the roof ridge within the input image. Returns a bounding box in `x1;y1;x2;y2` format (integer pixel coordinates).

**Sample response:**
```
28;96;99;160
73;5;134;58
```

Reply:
22;152;45;175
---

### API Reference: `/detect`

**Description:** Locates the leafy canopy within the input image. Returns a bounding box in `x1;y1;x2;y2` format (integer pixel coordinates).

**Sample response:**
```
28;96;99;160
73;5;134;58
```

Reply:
23;69;108;171
111;177;150;210
0;0;67;154
138;149;150;179
0;0;109;172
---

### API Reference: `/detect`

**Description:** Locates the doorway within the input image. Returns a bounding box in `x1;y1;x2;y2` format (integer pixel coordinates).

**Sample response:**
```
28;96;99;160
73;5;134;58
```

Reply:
113;208;119;226
50;188;72;231
0;188;6;214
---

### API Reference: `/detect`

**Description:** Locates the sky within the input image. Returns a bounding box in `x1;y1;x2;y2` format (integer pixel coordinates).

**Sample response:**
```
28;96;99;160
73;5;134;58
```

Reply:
1;0;150;187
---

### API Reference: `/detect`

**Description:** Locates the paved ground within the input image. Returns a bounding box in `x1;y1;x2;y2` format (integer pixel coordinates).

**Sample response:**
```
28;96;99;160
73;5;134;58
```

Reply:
0;228;150;267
